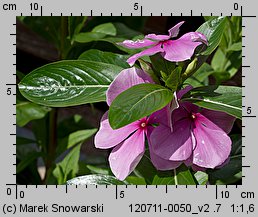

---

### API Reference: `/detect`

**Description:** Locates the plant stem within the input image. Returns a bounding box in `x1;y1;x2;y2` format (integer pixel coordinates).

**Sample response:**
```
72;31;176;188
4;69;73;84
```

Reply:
43;17;67;183
173;169;178;185
43;109;58;183
60;16;68;59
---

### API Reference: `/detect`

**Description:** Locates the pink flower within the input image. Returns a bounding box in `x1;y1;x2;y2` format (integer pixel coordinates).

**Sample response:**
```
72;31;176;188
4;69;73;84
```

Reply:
150;86;236;170
94;67;155;180
118;21;208;66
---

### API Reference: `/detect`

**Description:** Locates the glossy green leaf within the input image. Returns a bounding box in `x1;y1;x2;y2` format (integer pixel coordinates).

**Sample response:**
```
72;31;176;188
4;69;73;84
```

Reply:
16;101;51;127
92;22;116;36
109;83;173;129
185;63;214;87
19;60;123;107
197;16;227;55
173;164;196;185
194;171;208;185
182;86;242;119
53;144;82;184
67;174;126;185
78;49;129;68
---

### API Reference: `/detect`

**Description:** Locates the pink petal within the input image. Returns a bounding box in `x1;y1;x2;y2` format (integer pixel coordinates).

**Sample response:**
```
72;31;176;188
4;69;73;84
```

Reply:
150;119;193;161
145;34;170;41
176;85;193;99
171;102;198;124
117;38;157;49
201;109;236;134
106;67;153;106
192;113;232;168
149;105;171;127
109;129;145;180
185;155;207;171
94;112;139;149
149;146;181;170
127;44;163;66
162;32;207;62
168;21;185;38
194;32;209;45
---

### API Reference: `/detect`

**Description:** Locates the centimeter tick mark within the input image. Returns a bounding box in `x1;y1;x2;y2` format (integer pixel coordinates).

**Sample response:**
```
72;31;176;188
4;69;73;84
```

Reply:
115;185;118;199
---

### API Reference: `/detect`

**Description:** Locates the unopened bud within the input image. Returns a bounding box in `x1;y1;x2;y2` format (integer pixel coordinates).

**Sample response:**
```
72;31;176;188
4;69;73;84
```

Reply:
181;58;198;80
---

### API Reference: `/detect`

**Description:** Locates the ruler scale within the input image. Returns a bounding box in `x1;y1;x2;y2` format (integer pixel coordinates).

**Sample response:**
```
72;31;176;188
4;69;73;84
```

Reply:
1;0;257;216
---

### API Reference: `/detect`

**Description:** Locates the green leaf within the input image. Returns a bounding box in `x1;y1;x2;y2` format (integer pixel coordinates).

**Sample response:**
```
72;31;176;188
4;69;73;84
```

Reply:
185;63;214;87
152;172;175;185
86;165;111;175
57;114;92;138
227;42;242;52
16;70;25;80
197;16;227;55
53;144;82;184
164;67;182;90
150;54;176;77
17;152;43;173
57;129;97;156
138;59;160;84
78;49;129;69
92;22;116;36
65;129;97;149
194;171;208;185
74;23;116;43
113;22;141;39
135;151;158;184
125;176;146;185
67;174;127;185
182;86;242;119
109;83;173;129
18;60;123;107
16;101;51;127
230;134;242;156
68;16;87;43
173;164;196;185
211;48;226;72
73;32;106;43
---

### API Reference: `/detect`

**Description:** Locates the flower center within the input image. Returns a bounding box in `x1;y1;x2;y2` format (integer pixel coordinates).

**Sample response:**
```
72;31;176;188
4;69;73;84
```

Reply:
191;113;196;120
140;122;147;128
